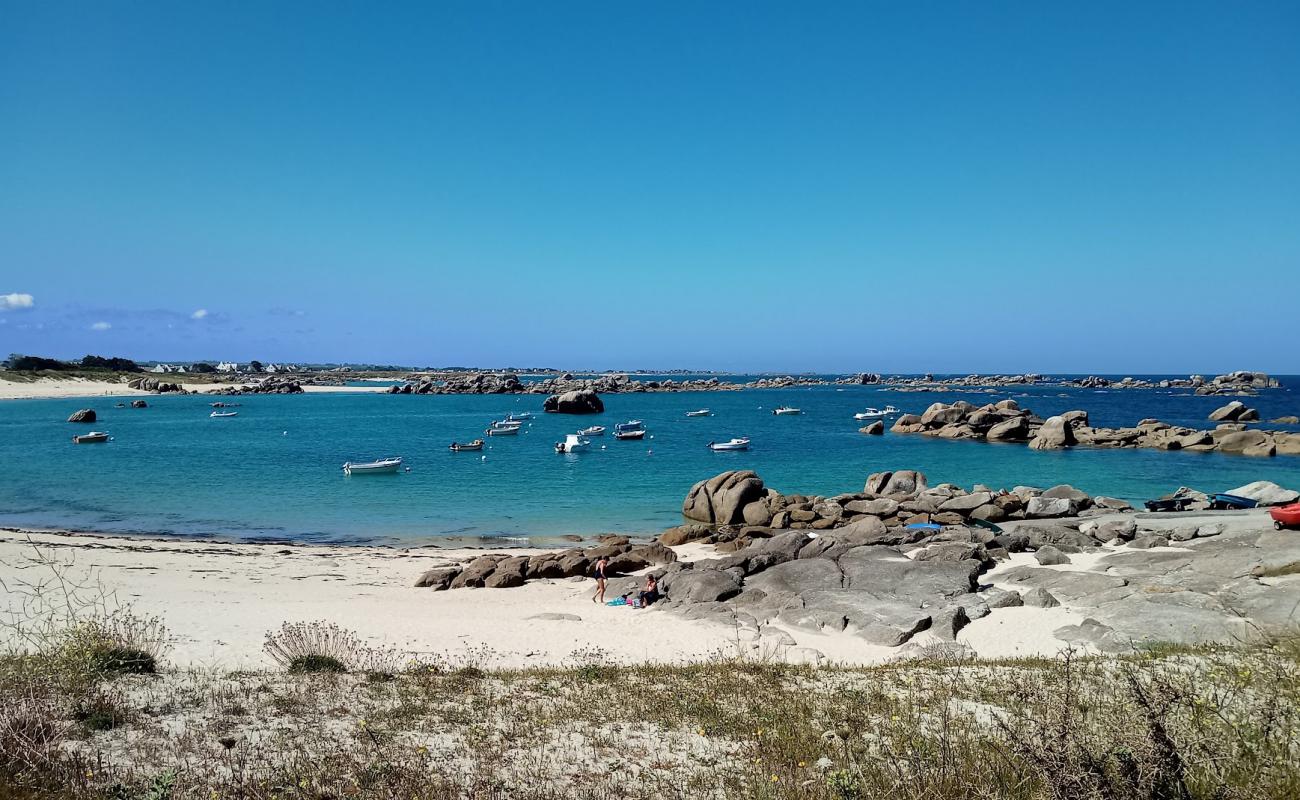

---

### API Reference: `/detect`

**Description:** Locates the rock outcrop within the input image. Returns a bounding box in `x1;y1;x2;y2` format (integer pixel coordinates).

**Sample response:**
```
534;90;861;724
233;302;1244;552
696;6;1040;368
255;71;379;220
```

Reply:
542;389;604;414
1209;401;1259;422
67;409;96;423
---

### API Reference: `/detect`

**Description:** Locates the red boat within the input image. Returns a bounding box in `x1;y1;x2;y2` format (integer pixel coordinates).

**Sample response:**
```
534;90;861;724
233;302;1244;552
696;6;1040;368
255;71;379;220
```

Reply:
1270;503;1300;530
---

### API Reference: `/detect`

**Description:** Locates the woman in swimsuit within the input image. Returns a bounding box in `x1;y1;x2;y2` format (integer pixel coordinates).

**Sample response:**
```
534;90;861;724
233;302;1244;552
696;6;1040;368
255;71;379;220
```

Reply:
638;574;660;608
592;556;609;604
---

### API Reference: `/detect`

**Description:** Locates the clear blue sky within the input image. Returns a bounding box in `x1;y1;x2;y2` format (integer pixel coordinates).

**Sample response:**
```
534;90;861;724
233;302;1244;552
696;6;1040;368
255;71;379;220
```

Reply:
2;2;1297;373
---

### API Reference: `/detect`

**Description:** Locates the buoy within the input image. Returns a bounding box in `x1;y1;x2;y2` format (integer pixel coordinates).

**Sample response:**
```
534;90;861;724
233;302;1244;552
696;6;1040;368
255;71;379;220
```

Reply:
404;467;411;473
481;455;486;461
648;449;653;456
282;431;287;436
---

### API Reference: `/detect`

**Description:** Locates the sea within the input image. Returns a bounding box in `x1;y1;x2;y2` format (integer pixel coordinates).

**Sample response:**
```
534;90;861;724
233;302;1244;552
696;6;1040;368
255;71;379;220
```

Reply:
2;375;1298;545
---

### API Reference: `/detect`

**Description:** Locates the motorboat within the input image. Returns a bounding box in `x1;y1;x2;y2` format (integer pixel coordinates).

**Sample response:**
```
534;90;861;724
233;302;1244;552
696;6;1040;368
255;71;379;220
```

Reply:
555;433;591;454
614;428;646;441
486;425;519;436
1270;502;1300;530
449;439;484;452
490;419;522;429
72;431;111;444
708;437;750;451
853;408;888;420
210;411;238;418
578;425;605;436
506;412;533;422
342;457;403;475
614;420;644;433
772;407;802;415
685;409;713;417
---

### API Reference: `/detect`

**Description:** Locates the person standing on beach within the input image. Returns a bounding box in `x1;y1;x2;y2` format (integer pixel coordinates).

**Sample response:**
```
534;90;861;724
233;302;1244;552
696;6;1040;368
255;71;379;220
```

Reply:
592;556;609;604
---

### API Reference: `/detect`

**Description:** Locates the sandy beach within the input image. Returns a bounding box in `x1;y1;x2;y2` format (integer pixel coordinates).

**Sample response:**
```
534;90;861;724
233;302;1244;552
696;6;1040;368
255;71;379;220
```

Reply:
0;377;389;400
9;514;1276;671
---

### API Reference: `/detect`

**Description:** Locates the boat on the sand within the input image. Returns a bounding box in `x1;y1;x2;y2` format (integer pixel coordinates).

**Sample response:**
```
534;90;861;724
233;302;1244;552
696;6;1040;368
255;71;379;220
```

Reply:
72;431;111;444
1144;497;1194;513
1270;502;1300;530
555;433;591;454
614;429;646;441
578;425;605;436
1208;493;1259;510
773;407;802;415
708;437;750;451
685;409;712;417
342;457;403;475
449;439;484;452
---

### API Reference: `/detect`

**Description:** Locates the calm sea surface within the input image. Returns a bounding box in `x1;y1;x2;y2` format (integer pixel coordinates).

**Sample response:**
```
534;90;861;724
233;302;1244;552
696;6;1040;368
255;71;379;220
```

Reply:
2;377;1298;545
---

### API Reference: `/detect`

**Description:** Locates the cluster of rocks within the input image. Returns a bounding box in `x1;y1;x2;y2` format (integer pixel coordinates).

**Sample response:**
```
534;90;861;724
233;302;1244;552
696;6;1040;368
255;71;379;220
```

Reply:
208;378;305;395
389;372;526;394
415;469;1300;652
414;536;676;590
1208;400;1259;422
127;377;185;393
1196;371;1279;394
891;400;1299;458
676;469;1126;538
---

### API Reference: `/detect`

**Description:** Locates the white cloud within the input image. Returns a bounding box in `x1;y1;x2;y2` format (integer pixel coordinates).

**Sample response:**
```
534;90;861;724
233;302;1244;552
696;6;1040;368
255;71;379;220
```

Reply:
191;308;208;320
90;321;111;331
0;293;34;311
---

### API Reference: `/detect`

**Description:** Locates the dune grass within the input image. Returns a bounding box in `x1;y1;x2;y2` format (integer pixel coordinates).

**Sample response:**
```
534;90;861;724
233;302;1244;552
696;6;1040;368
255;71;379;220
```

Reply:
1;631;1298;800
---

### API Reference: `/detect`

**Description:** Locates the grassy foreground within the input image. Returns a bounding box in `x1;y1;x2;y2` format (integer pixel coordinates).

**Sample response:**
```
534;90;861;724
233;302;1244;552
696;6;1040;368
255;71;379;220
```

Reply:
2;619;1298;800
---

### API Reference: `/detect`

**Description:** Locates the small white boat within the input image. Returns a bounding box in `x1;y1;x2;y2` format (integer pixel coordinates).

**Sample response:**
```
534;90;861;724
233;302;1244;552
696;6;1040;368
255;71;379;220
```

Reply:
614;428;646;441
72;431;111;444
685;409;713;417
486;425;519;436
449;439;484;452
773;407;802;416
854;408;888;420
491;419;522;429
708;437;751;451
578;425;605;436
210;411;238;418
342;457;403;475
507;412;533;421
555;433;591;454
614;420;644;433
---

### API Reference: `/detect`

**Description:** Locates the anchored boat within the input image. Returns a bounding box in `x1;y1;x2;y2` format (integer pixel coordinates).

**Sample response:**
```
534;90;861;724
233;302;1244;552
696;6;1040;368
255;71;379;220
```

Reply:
449;439;484;452
72;431;111;444
555;433;591;454
614;420;645;434
614;428;646;441
486;425;519;436
578;425;605;436
773;407;802;416
342;457;403;475
210;411;238;418
685;409;712;417
708;437;750;451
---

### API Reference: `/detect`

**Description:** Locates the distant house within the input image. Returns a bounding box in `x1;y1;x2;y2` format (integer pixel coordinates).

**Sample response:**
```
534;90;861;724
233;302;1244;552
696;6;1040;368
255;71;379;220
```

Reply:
149;363;184;373
216;361;240;373
265;363;297;374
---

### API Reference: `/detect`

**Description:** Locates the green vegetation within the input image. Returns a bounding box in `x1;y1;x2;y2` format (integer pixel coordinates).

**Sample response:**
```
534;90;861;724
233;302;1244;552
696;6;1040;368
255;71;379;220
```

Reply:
2;625;1298;799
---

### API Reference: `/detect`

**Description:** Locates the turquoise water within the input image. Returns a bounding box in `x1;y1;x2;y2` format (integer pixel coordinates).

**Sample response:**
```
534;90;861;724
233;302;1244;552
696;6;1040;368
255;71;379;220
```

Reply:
2;380;1298;545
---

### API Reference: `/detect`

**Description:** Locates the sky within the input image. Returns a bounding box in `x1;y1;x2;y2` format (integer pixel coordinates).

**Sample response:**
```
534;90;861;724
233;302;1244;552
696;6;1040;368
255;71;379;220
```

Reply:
1;2;1297;373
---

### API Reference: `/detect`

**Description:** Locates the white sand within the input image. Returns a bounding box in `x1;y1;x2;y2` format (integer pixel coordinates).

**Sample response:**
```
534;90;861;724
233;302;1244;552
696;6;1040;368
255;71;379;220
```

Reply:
0;528;1098;671
0;378;389;400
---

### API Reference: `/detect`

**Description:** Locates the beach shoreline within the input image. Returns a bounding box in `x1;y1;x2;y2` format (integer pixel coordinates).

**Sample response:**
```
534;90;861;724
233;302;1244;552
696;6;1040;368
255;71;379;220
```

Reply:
0;377;390;400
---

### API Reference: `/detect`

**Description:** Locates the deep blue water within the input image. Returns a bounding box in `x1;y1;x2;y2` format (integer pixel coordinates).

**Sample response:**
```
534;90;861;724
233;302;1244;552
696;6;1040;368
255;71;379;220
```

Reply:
2;380;1297;545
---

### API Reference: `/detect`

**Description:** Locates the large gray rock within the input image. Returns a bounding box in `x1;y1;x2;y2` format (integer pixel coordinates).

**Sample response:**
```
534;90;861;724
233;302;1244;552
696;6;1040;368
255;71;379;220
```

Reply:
1040;485;1092;510
864;470;927;497
1209;400;1255;422
1022;588;1061;608
67;408;97;423
1224;480;1298;506
665;570;743;603
839;547;979;600
414;567;459;589
1034;545;1072;566
542;389;604;414
938;492;993;514
682;471;767;525
1025;496;1076;518
986;416;1030;441
1027;416;1077;450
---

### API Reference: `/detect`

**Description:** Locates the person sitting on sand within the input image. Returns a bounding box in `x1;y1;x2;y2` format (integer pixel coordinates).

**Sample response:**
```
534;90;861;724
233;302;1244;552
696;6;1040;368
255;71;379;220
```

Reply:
637;574;659;608
592;556;609;604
